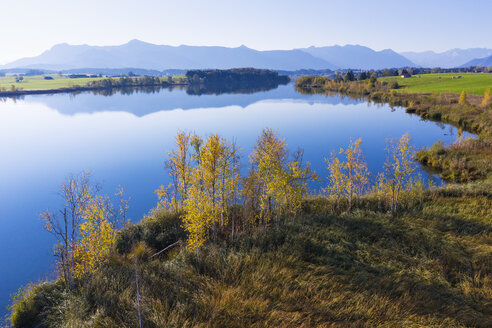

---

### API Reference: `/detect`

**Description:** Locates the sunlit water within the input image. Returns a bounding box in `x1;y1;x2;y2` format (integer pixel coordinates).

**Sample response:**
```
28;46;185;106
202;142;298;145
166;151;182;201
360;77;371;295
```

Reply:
0;84;470;317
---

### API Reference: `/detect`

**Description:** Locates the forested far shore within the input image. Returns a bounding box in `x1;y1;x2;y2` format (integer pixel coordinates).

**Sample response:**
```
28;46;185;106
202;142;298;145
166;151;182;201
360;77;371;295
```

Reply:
185;68;290;84
0;68;289;97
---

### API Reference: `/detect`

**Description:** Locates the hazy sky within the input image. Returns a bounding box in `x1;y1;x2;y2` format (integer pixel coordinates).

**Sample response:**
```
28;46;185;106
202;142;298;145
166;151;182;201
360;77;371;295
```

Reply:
1;0;490;64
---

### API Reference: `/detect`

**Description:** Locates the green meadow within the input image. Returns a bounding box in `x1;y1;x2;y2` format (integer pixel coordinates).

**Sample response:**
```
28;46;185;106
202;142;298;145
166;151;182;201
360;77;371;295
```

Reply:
0;75;112;91
0;75;187;92
381;73;492;95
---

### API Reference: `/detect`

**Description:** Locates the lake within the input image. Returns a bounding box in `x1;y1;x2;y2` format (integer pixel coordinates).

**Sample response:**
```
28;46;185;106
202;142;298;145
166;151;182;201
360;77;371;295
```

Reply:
0;83;469;318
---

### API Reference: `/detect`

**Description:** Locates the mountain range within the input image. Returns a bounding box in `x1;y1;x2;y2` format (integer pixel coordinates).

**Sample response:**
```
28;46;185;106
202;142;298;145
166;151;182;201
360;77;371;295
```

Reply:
2;40;412;71
301;45;414;69
2;40;492;71
462;54;492;67
401;48;492;68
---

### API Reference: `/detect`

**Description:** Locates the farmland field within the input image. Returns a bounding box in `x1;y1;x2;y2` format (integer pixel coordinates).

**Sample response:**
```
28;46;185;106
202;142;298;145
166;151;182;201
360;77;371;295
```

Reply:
0;75;112;91
0;75;186;92
381;72;492;95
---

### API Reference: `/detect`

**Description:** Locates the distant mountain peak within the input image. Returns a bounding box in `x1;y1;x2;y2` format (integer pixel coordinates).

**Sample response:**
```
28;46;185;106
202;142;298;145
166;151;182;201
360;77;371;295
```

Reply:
51;42;71;49
126;39;148;45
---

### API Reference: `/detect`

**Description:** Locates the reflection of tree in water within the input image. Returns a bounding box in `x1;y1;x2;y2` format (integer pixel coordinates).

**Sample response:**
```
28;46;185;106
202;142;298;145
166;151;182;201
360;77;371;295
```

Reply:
0;86;170;100
0;95;23;102
296;86;366;102
185;80;288;96
89;85;165;97
0;79;290;101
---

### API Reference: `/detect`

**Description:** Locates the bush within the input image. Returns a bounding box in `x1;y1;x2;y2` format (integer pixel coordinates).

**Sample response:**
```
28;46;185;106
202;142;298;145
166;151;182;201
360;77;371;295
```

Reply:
10;281;65;328
115;209;186;255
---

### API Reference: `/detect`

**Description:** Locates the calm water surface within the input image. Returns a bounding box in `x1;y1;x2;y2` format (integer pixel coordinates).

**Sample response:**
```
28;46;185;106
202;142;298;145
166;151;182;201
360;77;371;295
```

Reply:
0;84;468;316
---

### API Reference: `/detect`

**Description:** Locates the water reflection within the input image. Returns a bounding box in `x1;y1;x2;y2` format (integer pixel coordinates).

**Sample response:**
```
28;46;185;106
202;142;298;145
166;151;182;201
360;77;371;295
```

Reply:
185;80;288;96
0;83;471;317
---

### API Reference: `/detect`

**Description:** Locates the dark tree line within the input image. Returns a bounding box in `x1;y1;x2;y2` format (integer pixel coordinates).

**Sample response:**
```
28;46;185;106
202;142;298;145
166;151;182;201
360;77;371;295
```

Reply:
86;76;165;89
185;68;290;84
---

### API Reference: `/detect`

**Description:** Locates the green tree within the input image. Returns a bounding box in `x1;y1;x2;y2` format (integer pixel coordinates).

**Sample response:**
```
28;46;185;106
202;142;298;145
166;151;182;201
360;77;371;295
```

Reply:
344;70;355;82
369;73;377;84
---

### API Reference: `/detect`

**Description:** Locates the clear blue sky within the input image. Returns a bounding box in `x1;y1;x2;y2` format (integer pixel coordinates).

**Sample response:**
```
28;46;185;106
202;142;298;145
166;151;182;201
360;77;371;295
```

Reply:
1;0;490;63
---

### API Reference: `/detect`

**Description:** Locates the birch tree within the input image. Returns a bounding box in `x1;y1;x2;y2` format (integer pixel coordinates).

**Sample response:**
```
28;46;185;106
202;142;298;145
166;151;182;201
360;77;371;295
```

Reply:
385;133;416;215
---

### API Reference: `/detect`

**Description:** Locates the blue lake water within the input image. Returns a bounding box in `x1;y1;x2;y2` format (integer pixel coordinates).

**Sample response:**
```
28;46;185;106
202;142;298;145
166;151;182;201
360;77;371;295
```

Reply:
0;84;468;318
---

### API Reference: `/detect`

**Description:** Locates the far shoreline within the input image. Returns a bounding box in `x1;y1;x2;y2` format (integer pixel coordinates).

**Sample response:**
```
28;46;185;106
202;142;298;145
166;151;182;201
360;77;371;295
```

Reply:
0;82;190;98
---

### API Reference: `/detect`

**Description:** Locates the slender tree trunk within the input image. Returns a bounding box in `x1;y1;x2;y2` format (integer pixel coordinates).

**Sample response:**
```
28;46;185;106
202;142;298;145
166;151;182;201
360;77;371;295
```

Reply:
135;259;142;328
232;213;235;240
395;185;401;214
63;208;71;288
348;187;352;211
391;183;396;215
196;246;200;264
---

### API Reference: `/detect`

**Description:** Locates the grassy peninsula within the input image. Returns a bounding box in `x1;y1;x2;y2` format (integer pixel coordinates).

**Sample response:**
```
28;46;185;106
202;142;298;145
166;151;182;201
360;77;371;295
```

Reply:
296;73;492;183
0;75;187;97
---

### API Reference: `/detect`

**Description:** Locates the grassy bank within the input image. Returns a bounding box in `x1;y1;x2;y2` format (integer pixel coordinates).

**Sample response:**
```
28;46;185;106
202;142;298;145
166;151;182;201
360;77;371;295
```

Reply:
0;75;187;95
9;183;492;327
296;75;492;184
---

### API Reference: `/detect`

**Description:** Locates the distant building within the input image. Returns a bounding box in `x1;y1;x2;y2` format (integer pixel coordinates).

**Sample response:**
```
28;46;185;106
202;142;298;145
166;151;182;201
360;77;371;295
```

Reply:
401;72;411;78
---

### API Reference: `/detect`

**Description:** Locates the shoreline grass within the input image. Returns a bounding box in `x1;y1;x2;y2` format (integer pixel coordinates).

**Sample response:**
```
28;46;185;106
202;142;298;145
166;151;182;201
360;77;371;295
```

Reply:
296;75;492;184
9;185;492;327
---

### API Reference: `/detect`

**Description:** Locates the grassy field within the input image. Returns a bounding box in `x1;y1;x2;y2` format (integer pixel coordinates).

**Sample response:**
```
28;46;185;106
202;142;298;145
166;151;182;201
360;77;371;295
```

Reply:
381;73;492;95
0;75;187;92
0;75;110;91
